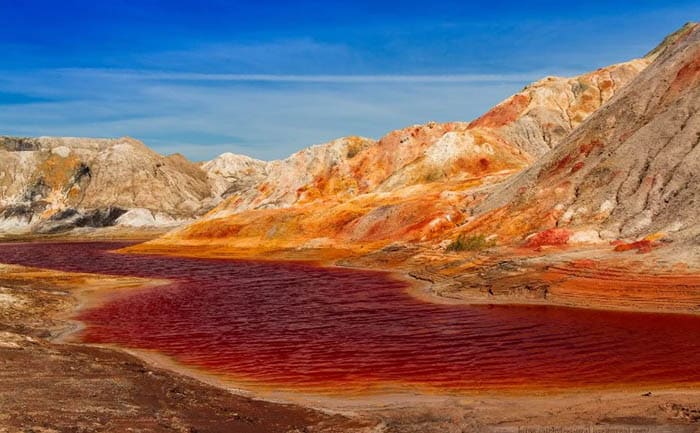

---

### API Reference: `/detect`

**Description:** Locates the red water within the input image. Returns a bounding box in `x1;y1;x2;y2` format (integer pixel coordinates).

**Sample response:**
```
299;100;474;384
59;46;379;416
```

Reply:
2;241;700;393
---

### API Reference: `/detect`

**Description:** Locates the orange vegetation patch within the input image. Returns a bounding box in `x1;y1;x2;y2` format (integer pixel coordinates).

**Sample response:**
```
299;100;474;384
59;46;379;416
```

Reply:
525;228;572;248
156;176;500;254
469;94;531;129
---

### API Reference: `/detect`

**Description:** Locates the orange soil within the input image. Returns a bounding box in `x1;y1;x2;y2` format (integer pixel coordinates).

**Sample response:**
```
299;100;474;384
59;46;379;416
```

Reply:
469;94;531;129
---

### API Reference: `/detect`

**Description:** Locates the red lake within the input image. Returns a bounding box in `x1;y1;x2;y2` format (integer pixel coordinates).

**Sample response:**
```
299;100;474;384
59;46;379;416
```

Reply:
1;241;699;393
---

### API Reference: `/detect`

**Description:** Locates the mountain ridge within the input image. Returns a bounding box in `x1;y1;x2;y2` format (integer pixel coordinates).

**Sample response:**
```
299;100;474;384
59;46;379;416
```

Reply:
463;22;700;246
153;53;650;249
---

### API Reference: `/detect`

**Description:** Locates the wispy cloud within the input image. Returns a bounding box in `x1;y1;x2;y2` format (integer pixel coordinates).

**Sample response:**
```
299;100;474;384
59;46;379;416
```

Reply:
64;68;556;84
0;67;536;161
133;39;366;75
0;1;695;163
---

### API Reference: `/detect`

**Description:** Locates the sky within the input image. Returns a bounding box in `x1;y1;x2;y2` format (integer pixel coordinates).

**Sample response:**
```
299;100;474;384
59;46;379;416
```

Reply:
0;1;697;161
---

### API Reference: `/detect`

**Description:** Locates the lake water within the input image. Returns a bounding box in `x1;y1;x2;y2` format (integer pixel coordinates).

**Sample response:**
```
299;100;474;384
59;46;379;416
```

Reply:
1;241;699;393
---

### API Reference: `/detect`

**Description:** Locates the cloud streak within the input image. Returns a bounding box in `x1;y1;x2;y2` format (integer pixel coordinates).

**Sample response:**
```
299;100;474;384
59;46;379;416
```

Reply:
0;67;534;161
1;2;696;163
63;68;557;84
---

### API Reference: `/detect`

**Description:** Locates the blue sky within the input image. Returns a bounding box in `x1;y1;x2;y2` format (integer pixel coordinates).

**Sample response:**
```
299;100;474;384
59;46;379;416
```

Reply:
0;1;697;161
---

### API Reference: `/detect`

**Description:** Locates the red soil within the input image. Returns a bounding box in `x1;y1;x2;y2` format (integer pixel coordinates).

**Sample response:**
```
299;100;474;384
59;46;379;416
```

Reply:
525;228;572;248
469;94;531;129
669;55;700;96
570;161;585;173
613;239;654;254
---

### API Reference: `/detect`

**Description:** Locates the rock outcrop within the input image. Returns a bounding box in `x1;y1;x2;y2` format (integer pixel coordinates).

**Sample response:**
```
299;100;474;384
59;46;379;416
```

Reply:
200;152;268;199
469;59;648;158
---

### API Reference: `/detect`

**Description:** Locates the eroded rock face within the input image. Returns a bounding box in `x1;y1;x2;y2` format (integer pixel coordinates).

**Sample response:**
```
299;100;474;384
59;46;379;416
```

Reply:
0;137;261;233
469;23;700;245
206;136;376;216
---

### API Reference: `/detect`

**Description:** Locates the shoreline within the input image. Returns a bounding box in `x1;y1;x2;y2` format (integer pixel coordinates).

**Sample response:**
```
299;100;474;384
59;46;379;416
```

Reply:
31;277;700;426
121;239;700;316
17;242;700;398
65;263;700;407
0;260;369;432
401;266;700;317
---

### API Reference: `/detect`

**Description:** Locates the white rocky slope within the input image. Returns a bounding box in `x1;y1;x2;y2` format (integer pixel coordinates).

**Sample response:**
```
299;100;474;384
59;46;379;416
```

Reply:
200;152;268;199
0;136;266;234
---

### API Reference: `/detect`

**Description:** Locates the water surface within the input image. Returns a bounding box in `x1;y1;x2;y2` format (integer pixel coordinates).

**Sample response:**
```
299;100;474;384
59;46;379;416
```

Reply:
1;241;699;393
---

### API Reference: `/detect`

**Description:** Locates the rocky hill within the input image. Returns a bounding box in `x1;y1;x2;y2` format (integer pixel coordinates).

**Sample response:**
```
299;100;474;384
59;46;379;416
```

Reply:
200;152;268;199
0;137;265;234
149;51;649;249
464;22;700;246
204;59;646;221
4;27;683;244
35;22;694;319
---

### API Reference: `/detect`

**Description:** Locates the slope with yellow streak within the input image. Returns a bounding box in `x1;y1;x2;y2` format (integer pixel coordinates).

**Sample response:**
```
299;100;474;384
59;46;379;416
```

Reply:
201;56;647;224
145;175;507;256
136;54;647;259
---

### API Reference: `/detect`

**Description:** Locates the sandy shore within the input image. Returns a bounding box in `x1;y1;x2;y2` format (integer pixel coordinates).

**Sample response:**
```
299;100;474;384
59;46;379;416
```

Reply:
1;238;700;432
